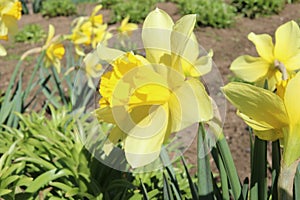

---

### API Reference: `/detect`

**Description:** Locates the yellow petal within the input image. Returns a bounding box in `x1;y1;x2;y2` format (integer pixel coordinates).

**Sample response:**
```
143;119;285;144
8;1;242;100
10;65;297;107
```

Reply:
284;71;300;125
124;104;169;168
96;44;125;63
237;111;275;131
184;50;212;77
230;55;270;82
169;78;213;132
254;129;283;141
91;5;103;17
171;14;197;72
282;125;300;166
46;24;55;45
274;20;300;65
0;44;7;56
222;82;288;130
248;32;274;63
1;15;18;37
95;107;116;124
142;8;174;63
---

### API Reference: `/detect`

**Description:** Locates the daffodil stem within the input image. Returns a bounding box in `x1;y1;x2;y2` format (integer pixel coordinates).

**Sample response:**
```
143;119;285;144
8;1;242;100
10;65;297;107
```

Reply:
278;161;299;200
197;122;214;199
51;67;67;105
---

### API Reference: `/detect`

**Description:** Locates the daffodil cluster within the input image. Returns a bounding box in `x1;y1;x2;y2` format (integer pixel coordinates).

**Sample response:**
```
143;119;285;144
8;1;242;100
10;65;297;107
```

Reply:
95;8;213;168
67;5;112;56
0;0;22;56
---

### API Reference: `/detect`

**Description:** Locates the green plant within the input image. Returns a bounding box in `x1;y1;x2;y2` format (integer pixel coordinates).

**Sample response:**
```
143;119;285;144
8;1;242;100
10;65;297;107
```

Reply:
176;0;236;28
104;0;157;23
0;106;138;199
41;0;77;17
231;0;285;18
14;24;46;44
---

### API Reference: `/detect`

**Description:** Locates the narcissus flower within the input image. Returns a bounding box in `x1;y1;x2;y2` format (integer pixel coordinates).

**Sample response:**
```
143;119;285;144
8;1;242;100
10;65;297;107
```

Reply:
230;20;300;90
222;72;300;167
117;16;138;37
95;8;213;168
21;25;65;73
43;25;65;73
0;0;22;56
67;4;111;56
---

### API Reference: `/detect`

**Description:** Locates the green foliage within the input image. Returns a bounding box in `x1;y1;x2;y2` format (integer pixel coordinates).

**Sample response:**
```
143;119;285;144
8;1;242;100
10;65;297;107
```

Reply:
41;0;77;17
231;0;285;18
0;107;137;199
101;0;157;23
14;24;46;44
175;0;236;28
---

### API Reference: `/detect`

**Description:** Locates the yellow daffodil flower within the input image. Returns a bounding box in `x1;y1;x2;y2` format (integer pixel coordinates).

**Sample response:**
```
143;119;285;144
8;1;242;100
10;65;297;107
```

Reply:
43;25;65;73
67;4;111;56
118;16;138;37
21;25;65;73
95;8;213;168
0;0;22;56
230;20;300;90
222;72;300;168
82;50;103;89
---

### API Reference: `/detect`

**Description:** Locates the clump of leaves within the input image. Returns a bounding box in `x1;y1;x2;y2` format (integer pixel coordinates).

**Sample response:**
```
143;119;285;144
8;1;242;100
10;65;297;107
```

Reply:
103;0;157;23
41;0;77;17
175;0;236;28
14;24;46;44
231;0;285;18
0;106;136;199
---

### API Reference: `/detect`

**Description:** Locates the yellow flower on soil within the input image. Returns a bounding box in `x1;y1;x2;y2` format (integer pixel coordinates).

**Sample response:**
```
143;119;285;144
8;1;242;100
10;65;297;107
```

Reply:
223;72;300;167
95;8;213;168
230;20;300;90
43;25;65;73
118;16;138;36
68;4;111;56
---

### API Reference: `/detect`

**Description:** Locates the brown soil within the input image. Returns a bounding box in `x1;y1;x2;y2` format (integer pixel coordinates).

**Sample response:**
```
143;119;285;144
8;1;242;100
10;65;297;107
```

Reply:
2;2;300;181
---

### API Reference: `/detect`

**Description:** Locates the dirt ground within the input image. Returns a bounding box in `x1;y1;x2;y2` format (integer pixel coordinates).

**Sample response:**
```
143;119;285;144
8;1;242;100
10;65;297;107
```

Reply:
2;2;300;181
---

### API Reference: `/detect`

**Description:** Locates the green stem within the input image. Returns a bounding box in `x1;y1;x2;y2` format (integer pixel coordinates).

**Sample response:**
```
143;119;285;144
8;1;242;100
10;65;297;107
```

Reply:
216;134;242;199
51;66;67;105
197;122;214;199
278;161;299;200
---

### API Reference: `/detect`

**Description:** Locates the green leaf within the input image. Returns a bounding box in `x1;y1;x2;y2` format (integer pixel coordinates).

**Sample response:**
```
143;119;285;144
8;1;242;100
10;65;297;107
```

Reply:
0;189;12;196
197;122;214;199
26;169;72;193
250;136;267;200
182;157;198;199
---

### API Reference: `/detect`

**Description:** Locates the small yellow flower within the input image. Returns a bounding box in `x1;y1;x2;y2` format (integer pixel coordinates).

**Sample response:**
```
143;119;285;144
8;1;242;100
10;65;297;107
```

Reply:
0;0;22;56
95;8;213;168
82;50;103;89
21;25;65;73
230;20;300;90
118;16;138;37
68;4;111;56
43;25;65;73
